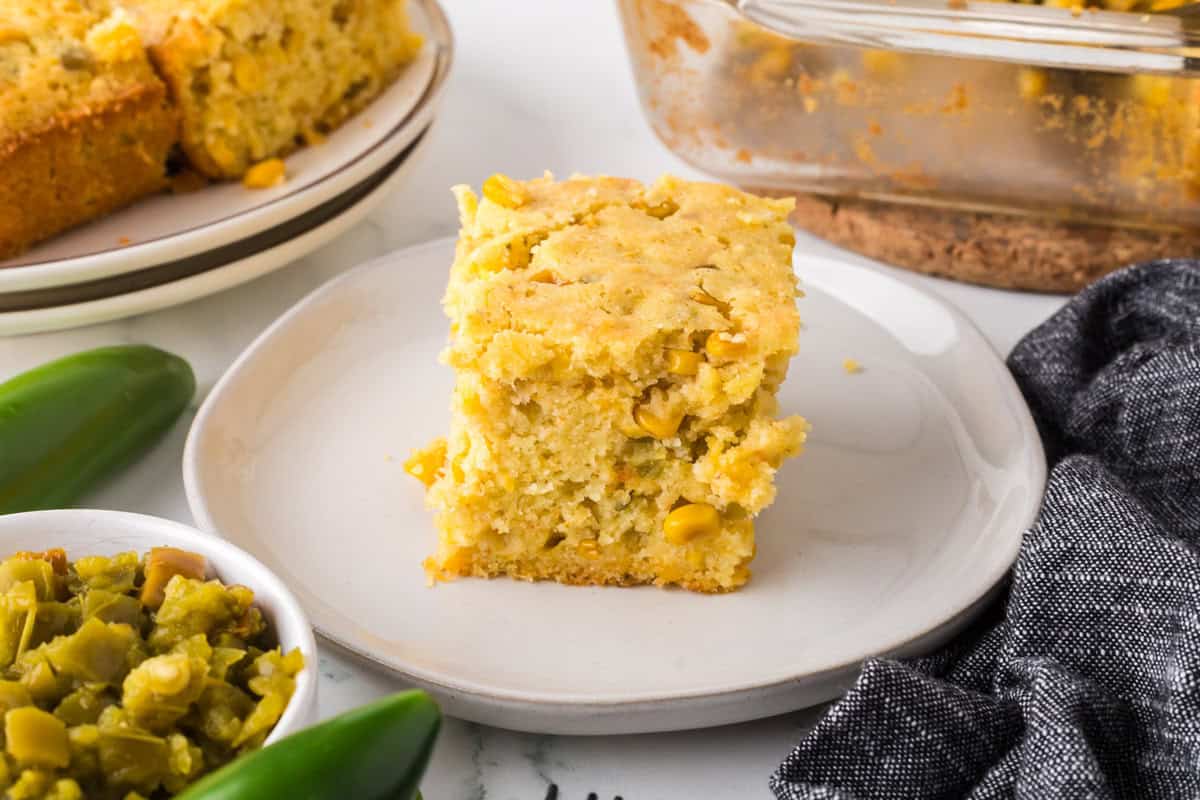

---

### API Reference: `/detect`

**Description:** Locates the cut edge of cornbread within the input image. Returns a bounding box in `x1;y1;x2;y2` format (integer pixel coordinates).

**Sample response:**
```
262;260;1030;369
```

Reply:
409;173;808;593
0;84;177;260
133;0;423;178
0;4;178;260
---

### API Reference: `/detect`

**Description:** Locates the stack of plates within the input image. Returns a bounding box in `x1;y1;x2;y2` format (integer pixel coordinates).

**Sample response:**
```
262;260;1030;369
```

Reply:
0;0;452;336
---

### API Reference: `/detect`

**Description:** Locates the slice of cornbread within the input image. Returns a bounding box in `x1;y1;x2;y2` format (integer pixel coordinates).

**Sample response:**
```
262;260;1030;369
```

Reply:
128;0;423;179
408;173;808;592
0;0;177;259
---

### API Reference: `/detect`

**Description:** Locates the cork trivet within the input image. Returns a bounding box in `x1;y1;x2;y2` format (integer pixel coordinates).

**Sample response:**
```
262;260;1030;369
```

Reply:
786;193;1200;293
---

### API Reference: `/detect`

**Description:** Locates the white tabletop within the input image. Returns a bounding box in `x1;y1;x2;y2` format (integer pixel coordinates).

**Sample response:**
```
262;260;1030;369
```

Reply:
0;1;1067;797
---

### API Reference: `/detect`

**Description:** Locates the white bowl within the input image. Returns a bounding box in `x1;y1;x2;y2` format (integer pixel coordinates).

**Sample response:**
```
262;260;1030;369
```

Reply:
0;509;318;744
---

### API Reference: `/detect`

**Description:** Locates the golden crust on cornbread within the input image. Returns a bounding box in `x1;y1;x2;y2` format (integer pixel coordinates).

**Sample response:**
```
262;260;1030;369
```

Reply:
0;1;176;259
409;173;808;593
130;0;423;179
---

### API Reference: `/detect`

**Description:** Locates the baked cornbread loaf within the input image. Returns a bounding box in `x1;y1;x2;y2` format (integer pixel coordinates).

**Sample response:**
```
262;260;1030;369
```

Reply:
0;0;176;259
407;173;808;592
129;0;422;179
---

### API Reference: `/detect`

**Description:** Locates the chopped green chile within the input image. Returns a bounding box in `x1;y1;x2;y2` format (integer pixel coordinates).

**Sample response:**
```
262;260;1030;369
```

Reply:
0;682;31;716
149;578;262;652
0;549;303;799
52;686;113;727
0;561;58;602
81;590;144;629
71;553;139;595
44;619;140;685
6;707;69;768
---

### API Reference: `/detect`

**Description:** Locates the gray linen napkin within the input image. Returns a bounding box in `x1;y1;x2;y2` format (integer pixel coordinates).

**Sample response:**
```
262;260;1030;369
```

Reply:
771;259;1200;799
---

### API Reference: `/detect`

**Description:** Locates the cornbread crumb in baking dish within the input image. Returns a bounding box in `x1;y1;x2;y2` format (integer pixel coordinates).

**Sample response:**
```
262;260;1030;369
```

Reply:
408;173;808;593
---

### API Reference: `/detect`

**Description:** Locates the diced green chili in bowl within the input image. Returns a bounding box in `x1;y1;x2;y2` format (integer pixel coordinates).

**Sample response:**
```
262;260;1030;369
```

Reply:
0;547;303;799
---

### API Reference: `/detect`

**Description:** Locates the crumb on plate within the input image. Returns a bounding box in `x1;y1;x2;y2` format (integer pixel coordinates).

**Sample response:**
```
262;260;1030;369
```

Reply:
242;158;287;189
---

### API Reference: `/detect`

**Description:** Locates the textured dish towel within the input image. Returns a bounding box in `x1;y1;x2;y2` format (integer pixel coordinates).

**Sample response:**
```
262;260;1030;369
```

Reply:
771;260;1200;799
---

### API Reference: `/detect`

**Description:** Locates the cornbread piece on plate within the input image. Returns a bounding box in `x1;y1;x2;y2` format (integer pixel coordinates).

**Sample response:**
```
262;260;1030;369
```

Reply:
129;0;423;179
408;173;808;593
0;0;176;259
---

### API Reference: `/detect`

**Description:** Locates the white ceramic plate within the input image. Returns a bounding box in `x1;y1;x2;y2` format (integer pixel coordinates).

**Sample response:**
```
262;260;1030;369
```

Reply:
0;0;451;293
0;124;433;336
184;238;1046;735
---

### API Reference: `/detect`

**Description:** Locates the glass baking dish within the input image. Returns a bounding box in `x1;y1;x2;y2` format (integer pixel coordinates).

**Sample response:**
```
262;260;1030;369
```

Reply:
617;0;1200;289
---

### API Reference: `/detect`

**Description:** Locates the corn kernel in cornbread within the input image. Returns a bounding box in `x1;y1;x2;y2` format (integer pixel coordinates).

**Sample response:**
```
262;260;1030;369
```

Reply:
412;173;808;593
128;0;423;178
242;157;286;189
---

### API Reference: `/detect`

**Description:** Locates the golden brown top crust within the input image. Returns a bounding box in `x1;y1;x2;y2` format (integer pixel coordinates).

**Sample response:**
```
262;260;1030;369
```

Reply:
444;173;800;380
0;0;161;147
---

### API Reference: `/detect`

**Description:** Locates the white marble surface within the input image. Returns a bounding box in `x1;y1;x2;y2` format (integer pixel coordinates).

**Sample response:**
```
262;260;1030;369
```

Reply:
0;1;1068;797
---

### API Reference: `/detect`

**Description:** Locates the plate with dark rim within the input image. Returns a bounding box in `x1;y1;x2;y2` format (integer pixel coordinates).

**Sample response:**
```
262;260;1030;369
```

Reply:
0;0;451;294
0;125;432;336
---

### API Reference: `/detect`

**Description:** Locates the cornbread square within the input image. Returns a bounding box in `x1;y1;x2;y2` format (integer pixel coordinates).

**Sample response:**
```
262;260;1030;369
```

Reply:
409;174;808;592
0;0;177;259
129;0;422;179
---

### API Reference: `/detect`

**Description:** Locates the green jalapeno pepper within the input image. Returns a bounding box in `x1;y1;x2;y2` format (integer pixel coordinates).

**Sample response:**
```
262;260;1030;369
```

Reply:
178;690;441;800
0;345;195;514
